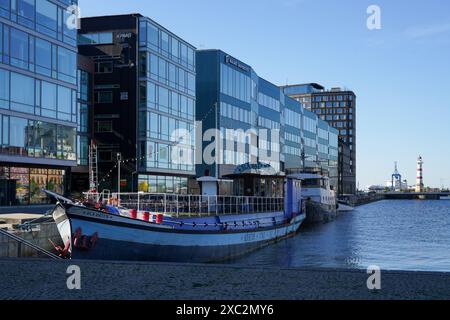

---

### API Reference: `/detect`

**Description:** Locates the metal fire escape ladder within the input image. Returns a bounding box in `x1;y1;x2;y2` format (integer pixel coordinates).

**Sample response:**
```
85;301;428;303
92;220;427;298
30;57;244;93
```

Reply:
89;143;98;191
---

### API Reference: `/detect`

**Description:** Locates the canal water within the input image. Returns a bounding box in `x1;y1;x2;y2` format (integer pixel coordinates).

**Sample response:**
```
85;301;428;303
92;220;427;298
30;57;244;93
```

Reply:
227;200;450;272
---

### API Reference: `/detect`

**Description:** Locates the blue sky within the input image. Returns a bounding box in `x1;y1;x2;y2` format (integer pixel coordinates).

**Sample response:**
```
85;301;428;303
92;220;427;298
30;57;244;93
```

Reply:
78;0;450;189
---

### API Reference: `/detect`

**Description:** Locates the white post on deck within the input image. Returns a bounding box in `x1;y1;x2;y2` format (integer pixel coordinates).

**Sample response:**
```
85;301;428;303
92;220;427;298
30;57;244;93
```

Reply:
207;196;210;216
188;196;191;217
164;194;167;214
176;195;179;217
137;192;140;212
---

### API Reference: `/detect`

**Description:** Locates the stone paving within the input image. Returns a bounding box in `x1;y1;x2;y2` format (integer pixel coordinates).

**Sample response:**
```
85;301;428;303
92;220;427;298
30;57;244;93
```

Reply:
0;258;449;300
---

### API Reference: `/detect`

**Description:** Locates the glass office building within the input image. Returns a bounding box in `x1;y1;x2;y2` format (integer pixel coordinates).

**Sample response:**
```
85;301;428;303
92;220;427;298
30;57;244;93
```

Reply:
196;50;338;196
78;14;196;194
0;0;78;205
281;84;356;195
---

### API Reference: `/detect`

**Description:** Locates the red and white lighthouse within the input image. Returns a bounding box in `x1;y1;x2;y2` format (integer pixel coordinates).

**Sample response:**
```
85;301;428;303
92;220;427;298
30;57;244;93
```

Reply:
415;156;424;193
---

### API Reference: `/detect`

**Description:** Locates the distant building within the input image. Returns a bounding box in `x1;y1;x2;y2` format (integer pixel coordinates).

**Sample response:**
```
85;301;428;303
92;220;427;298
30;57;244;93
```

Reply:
196;50;339;196
386;179;408;191
281;84;356;195
338;138;353;195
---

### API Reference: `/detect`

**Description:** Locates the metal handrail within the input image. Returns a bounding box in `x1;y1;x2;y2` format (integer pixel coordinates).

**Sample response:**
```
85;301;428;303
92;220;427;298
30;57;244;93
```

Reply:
0;228;62;260
83;192;285;217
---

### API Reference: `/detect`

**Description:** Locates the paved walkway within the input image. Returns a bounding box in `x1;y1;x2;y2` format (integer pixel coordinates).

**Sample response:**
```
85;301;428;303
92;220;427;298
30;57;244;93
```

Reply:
0;258;449;300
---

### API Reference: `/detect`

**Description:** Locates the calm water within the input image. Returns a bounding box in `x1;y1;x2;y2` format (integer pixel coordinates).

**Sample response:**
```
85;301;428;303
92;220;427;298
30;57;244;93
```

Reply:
227;200;450;272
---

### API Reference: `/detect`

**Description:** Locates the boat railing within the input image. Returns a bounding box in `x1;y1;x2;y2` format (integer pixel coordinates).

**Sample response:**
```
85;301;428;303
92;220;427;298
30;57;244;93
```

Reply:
84;190;110;204
84;192;284;217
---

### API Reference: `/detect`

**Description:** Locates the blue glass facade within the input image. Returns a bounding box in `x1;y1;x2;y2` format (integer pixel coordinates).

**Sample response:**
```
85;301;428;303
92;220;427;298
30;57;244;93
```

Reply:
137;17;196;194
281;83;356;195
196;50;338;195
0;0;78;205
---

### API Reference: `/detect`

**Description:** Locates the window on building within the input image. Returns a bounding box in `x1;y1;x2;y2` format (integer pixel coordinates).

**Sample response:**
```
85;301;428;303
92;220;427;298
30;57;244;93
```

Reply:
17;0;35;28
0;0;10;18
58;47;77;84
41;81;57;118
98;151;112;162
57;85;72;121
10;28;29;69
158;86;169;113
79;104;89;133
95;91;113;103
96;121;112;133
36;0;57;37
171;37;179;59
161;31;169;54
10;72;34;114
148;23;159;50
78;32;113;45
0;68;9;109
35;38;52;76
95;61;113;73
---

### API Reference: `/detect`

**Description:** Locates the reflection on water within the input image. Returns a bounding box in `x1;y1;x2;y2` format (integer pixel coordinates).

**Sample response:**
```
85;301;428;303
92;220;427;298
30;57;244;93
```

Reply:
226;200;450;272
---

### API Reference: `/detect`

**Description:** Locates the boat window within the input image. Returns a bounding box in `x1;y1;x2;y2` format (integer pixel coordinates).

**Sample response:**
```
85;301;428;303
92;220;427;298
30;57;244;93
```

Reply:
302;179;320;188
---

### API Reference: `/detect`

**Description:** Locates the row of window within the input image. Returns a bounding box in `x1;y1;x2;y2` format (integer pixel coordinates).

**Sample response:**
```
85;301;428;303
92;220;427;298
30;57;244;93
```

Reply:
140;141;195;172
258;116;280;130
320;114;353;121
0;23;77;84
303;116;317;134
139;19;195;72
318;128;329;140
259;138;280;153
0;68;77;122
219;102;253;125
139;52;195;96
315;107;353;115
78;32;113;45
138;175;189;194
139;111;195;147
258;92;280;112
0;166;65;205
220;63;254;104
285;132;302;145
285;109;302;128
318;144;329;155
139;81;195;121
313;101;353;108
333;121;354;129
313;95;354;102
339;129;353;136
284;145;302;157
0;0;78;46
0;113;76;160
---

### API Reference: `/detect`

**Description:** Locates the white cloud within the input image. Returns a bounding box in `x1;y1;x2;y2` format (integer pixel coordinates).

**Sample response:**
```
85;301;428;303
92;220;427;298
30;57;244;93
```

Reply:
405;22;450;39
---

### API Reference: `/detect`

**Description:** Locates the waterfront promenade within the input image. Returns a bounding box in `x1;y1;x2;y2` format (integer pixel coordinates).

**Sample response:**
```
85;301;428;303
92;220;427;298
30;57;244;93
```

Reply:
0;258;449;300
